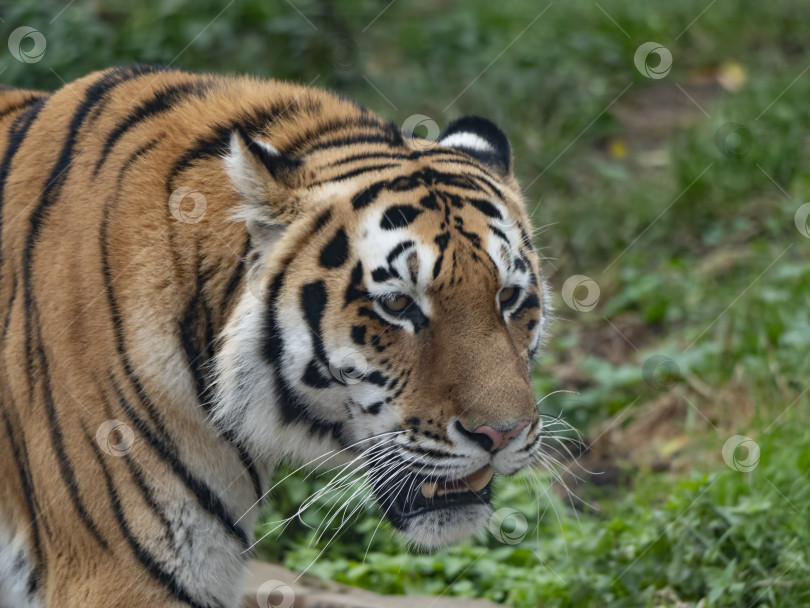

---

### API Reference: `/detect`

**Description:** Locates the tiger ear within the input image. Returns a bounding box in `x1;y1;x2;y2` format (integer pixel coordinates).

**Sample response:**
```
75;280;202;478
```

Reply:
437;116;512;177
224;128;302;247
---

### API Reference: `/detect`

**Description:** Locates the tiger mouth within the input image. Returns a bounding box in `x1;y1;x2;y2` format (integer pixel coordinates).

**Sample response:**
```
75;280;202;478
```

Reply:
372;465;495;528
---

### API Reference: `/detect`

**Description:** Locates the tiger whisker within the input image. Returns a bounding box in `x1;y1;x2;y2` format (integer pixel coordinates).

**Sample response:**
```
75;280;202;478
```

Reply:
235;429;405;525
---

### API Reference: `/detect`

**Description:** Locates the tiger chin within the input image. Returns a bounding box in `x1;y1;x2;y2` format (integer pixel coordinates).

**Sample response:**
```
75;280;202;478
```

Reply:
0;65;550;607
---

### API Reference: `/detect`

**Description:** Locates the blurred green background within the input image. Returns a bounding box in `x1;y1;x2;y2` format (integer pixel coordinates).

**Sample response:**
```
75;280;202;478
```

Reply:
3;1;809;606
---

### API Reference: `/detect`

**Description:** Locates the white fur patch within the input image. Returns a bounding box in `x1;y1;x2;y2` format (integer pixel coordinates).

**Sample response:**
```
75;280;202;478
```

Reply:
438;132;495;153
0;525;42;608
223;132;282;210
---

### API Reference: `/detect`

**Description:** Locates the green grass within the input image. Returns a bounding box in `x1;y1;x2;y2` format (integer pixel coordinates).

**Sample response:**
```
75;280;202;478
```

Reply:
5;0;810;605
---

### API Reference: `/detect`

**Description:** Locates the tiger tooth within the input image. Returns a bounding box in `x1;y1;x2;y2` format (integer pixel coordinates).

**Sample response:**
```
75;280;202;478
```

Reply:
465;466;494;492
421;481;438;499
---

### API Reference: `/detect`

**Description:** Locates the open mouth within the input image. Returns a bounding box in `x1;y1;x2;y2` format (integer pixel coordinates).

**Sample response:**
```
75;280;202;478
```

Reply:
371;464;495;529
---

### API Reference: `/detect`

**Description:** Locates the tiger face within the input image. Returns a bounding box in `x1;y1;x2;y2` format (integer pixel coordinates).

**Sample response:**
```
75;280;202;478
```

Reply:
215;117;549;549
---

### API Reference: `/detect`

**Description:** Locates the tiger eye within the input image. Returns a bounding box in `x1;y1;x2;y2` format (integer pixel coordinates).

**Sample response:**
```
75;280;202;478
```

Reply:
498;287;517;304
383;295;409;314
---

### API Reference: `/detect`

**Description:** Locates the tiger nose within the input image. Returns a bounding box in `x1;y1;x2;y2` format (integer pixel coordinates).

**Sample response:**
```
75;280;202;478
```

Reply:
459;420;530;452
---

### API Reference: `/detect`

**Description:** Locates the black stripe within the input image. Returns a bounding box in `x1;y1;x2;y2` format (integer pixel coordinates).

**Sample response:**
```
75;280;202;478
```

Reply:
263;272;343;438
100;136;176;446
327;150;411;168
0;99;46;281
510;292;540;320
0;405;45;592
323;148;498;181
179;279;211;401
302;359;333;388
283;114;389;153
386;240;415;265
380;204;423;230
351;166;498;213
425;154;503;183
86;430;221;608
432;254;444;280
371;267;391;282
109;135;165;212
94;79;208;176
304;133;400;155
434;232;450;252
108;135;263;503
490;224;509;244
319;228;349;269
301;280;330;367
351;179;389;210
223;240;249;299
126;454;176;538
22;66;164;379
2;393;53;540
109;374;249;548
167;102;302;189
344;261;364;305
38;347;110;550
468;197;503;220
229;437;262;501
458;226;482;249
1;275;14;339
351;325;366;346
313;208;333;232
168;124;231;188
0;93;47;122
364;370;389;387
309;162;399;188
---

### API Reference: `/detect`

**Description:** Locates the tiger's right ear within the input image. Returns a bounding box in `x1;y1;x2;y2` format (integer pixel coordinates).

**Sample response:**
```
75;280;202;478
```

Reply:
224;128;302;247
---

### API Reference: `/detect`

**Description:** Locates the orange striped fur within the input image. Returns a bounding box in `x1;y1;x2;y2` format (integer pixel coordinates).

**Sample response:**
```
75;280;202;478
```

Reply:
0;66;549;607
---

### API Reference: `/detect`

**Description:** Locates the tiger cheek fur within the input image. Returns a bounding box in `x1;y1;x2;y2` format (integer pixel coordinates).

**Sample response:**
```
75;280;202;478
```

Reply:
0;67;550;607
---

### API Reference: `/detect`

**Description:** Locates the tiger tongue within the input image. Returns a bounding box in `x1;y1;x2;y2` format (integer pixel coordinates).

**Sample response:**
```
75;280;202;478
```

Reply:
464;466;494;492
420;466;494;498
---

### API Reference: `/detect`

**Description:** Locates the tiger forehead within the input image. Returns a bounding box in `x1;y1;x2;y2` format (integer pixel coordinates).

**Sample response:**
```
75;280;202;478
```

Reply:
342;190;526;294
356;185;516;238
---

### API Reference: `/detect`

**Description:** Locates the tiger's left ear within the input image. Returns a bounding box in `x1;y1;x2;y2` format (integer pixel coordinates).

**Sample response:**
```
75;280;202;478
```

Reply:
437;116;512;177
224;128;302;246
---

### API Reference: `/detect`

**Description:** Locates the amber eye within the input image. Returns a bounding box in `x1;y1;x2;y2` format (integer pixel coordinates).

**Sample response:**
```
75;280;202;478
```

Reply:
382;294;410;315
498;286;520;308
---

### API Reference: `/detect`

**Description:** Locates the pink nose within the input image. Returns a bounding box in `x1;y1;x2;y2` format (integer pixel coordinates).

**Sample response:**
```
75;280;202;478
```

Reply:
470;420;530;452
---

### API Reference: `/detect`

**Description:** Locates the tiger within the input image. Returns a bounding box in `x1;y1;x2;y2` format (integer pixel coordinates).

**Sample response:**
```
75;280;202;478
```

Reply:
0;65;550;607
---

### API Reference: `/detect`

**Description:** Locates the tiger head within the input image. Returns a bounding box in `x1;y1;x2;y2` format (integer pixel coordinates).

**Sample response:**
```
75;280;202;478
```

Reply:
214;115;550;549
